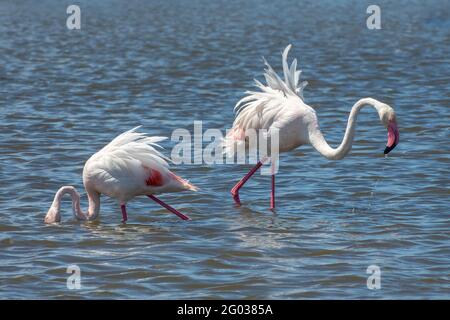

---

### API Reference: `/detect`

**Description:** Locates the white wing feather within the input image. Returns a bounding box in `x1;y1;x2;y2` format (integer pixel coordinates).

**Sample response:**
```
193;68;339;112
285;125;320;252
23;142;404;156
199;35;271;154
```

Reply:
92;125;169;170
234;44;308;118
85;127;170;193
224;44;308;155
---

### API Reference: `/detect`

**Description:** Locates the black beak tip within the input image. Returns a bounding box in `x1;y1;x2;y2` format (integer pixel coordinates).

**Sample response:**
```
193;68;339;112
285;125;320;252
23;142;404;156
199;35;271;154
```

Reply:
384;143;397;155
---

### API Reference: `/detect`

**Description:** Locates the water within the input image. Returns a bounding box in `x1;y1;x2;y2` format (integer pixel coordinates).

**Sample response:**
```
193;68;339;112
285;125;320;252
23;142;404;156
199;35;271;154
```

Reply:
0;0;449;299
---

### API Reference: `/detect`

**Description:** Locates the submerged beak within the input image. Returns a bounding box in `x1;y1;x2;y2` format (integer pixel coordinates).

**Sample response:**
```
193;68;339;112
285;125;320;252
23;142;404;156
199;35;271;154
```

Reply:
384;120;399;154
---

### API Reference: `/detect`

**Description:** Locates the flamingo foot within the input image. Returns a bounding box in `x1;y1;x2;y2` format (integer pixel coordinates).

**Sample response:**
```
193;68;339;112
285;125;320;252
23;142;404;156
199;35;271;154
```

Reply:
270;174;275;210
230;160;264;207
270;195;275;210
231;189;241;206
120;204;128;223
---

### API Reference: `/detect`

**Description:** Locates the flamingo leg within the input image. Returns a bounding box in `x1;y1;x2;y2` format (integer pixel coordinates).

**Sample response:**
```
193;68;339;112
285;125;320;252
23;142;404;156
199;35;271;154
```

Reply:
270;174;275;210
231;160;264;205
147;195;191;221
121;204;128;223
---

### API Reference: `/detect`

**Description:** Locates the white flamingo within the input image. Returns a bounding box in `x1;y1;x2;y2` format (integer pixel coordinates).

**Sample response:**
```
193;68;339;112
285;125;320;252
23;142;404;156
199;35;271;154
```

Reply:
224;44;399;209
44;126;197;224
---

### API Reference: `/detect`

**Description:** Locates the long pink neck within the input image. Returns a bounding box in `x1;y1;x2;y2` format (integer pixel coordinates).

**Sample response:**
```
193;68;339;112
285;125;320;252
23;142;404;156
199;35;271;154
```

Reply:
51;186;100;220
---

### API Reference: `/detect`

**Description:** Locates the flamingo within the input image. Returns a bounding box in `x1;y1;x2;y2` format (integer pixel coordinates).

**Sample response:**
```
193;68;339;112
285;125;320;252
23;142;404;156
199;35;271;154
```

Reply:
44;126;197;224
224;44;399;209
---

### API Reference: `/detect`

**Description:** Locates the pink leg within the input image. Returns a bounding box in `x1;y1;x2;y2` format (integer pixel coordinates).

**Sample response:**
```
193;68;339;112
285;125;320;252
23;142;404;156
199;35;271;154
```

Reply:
147;195;191;221
270;174;275;210
121;204;128;223
231;161;264;205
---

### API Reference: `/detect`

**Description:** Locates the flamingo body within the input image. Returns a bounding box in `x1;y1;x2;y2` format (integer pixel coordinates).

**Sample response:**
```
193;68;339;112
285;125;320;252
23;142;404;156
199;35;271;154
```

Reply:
83;128;195;203
45;127;196;224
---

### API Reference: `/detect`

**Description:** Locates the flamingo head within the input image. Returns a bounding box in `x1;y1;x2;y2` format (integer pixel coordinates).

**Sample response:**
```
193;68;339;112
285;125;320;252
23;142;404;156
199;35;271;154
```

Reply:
44;205;61;224
379;104;399;155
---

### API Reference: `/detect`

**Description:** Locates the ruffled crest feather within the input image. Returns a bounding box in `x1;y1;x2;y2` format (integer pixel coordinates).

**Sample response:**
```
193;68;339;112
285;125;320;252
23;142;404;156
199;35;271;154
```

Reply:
234;44;308;118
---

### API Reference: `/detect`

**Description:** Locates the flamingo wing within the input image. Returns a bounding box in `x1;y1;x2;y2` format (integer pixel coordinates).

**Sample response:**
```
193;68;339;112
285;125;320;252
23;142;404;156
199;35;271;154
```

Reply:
223;44;310;156
84;127;194;202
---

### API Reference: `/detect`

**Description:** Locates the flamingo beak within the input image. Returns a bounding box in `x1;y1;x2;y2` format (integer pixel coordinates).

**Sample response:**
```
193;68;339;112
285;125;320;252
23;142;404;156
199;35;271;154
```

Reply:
384;120;399;154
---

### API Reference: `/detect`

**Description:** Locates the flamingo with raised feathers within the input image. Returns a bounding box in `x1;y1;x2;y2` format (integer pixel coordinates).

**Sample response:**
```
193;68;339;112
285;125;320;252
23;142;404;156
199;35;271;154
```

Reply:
44;126;197;224
224;44;399;209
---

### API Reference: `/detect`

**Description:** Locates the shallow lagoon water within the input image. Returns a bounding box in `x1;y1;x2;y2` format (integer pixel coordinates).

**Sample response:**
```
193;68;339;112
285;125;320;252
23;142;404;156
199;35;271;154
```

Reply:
0;0;449;299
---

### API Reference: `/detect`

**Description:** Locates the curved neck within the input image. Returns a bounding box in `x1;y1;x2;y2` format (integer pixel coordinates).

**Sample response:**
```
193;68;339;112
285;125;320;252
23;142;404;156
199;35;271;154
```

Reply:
51;186;100;220
309;98;384;160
